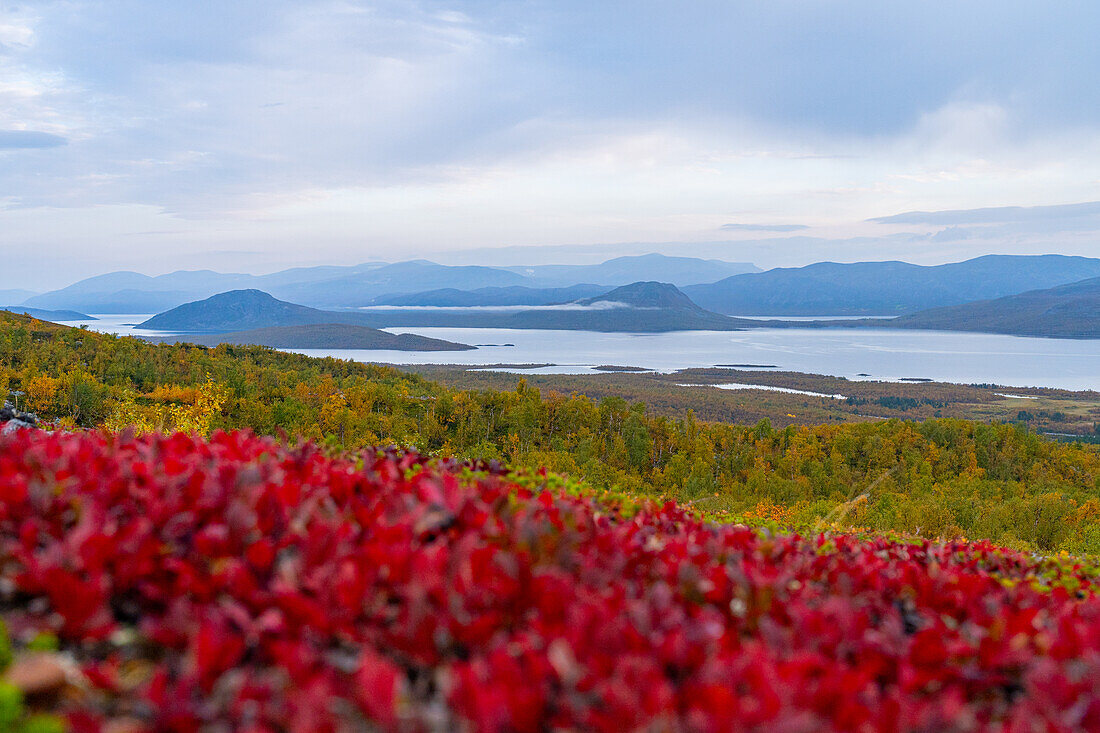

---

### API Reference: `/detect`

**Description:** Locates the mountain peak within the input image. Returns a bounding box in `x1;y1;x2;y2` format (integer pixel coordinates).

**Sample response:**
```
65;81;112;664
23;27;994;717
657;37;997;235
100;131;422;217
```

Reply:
139;289;320;332
579;281;706;311
206;288;279;303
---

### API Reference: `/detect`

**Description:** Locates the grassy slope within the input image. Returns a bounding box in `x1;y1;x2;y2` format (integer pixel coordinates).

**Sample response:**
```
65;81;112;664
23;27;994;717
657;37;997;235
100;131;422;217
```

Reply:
4;310;1100;553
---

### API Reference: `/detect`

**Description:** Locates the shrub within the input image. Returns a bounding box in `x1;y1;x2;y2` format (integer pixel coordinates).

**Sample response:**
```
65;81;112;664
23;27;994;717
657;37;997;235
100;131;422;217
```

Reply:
3;428;1100;730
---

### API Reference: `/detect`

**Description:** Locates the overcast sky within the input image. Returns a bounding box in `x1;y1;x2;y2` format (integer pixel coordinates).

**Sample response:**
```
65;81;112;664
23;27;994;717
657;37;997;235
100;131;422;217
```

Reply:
3;1;1100;288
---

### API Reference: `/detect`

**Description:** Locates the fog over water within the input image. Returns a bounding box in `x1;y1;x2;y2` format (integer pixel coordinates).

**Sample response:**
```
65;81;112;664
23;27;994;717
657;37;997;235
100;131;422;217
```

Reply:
64;315;1100;391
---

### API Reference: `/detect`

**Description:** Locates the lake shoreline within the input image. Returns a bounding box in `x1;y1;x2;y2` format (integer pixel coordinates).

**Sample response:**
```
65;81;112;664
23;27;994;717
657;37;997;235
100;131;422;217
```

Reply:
54;315;1100;392
404;363;1100;441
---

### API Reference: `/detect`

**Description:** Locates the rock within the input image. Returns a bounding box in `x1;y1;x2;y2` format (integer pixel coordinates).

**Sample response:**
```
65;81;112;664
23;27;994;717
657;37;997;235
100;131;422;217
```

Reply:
4;653;69;696
1;400;38;432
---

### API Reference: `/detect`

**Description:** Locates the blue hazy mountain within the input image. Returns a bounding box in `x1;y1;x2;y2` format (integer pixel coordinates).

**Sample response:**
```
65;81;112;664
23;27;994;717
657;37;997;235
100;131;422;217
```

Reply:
24;270;259;313
270;262;530;307
888;276;1100;338
362;281;750;332
683;254;1100;315
506;254;759;287
25;262;494;312
140;283;749;333
369;284;610;307
26;255;756;313
0;289;37;304
138;289;376;332
138;290;472;349
30;254;1100;318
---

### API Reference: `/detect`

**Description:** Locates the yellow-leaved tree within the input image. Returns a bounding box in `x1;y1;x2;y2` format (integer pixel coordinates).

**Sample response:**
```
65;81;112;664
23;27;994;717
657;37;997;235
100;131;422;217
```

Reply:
105;378;229;436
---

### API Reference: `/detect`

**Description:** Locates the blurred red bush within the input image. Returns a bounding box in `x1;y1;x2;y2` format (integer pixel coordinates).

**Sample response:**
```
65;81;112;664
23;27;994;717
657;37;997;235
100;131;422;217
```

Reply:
2;428;1100;731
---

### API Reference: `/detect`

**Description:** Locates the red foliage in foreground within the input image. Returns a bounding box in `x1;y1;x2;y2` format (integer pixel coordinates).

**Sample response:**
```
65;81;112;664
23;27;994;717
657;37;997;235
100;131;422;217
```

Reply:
2;429;1100;732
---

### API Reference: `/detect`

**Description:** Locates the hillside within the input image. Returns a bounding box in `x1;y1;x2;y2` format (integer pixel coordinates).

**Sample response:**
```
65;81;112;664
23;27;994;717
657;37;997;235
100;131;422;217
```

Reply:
170;323;474;350
684;254;1100;315
4;309;1100;557
891;276;1100;338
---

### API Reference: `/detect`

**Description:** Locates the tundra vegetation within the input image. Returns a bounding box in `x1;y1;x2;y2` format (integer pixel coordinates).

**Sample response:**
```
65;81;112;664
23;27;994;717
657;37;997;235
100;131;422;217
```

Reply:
3;311;1099;555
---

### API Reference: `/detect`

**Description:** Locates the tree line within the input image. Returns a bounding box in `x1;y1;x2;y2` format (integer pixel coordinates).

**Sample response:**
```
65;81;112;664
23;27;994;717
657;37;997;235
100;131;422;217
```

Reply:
3;311;1099;554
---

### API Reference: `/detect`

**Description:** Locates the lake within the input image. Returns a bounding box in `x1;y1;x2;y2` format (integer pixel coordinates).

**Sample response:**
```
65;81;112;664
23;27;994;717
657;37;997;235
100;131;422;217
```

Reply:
61;315;1100;391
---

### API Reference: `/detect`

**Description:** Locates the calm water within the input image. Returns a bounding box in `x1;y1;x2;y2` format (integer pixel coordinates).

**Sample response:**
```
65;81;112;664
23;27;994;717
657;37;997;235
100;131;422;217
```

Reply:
61;315;1100;391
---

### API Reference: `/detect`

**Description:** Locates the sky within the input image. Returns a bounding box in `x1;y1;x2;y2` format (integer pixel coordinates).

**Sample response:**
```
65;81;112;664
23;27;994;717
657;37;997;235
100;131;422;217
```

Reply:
2;0;1100;289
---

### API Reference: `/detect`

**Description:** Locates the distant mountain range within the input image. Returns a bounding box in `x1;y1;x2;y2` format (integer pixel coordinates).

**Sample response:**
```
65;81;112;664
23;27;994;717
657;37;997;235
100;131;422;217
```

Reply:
21;253;1100;329
888;276;1100;338
370;284;610;307
683;254;1100;315
348;282;746;332
164;323;474;351
21;262;472;312
23;254;757;314
0;289;38;304
504;254;759;287
273;262;531;308
140;283;748;334
98;269;1100;341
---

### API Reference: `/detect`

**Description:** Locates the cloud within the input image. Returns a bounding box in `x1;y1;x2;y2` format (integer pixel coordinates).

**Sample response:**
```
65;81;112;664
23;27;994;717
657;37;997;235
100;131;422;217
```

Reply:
869;201;1100;226
0;130;66;149
0;0;544;212
3;1;1100;281
720;223;809;233
11;1;1100;212
524;2;1100;136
